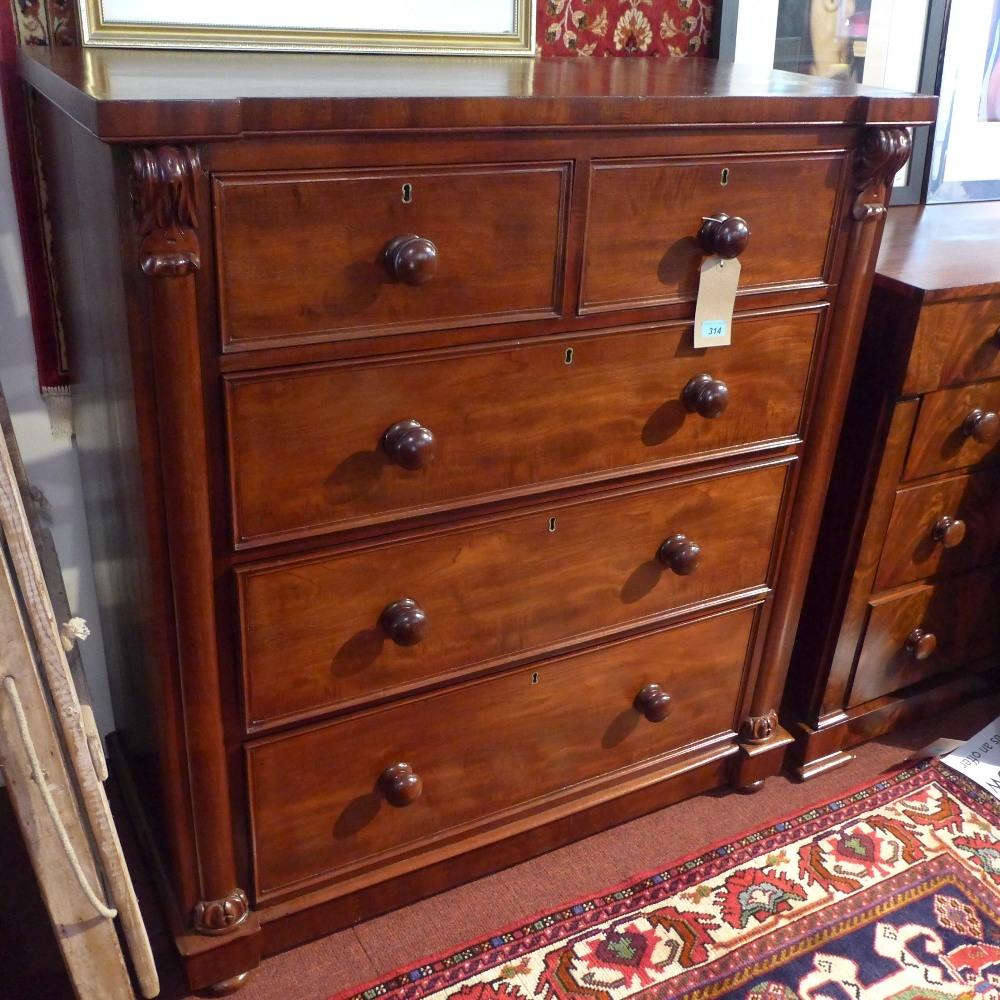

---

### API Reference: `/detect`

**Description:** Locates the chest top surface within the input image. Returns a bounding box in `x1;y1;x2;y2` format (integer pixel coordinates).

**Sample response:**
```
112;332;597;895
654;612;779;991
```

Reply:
18;46;936;142
876;203;1000;301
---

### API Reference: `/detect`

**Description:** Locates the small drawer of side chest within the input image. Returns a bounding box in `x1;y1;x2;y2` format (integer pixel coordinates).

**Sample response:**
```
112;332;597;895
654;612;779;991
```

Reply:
903;380;1000;481
238;460;789;729
214;163;570;349
903;297;1000;395
874;467;1000;590
226;308;820;545
247;604;757;899
848;565;1000;708
580;153;844;312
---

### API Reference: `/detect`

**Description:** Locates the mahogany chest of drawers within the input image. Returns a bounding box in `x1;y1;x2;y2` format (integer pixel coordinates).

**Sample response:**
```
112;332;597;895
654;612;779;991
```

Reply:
788;203;1000;779
18;46;934;990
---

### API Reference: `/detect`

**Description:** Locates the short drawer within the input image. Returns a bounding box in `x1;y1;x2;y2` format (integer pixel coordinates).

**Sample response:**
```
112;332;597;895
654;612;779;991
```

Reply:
214;163;569;349
238;460;788;728
848;566;1000;708
874;467;1000;591
904;297;1000;395
903;380;1000;481
226;308;819;545
581;153;843;312
247;604;757;897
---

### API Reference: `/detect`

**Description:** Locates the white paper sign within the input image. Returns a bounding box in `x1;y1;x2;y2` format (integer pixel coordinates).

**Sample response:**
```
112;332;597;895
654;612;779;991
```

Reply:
941;716;1000;797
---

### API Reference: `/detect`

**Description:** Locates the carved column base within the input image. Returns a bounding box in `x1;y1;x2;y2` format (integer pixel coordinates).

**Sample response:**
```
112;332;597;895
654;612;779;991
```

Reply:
193;888;250;936
740;709;778;745
732;713;793;791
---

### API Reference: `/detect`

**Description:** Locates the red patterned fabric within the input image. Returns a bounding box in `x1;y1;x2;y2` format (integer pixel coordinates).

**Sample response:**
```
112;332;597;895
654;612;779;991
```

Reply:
538;0;713;56
2;0;78;392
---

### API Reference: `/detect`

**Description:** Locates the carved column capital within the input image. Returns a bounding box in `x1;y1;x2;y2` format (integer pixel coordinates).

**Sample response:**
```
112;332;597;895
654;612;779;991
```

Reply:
852;127;912;222
740;709;778;745
193;888;250;936
129;145;202;277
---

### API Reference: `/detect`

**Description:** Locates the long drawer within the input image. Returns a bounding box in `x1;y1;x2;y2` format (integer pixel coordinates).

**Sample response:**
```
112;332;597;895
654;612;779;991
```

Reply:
581;153;843;312
226;308;820;545
238;460;788;728
247;604;757;897
874;467;1000;590
214;163;570;349
848;565;1000;707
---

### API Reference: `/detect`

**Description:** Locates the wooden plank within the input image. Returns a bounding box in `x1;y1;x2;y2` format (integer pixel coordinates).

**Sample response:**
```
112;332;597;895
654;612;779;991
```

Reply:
0;408;158;997
0;546;134;1000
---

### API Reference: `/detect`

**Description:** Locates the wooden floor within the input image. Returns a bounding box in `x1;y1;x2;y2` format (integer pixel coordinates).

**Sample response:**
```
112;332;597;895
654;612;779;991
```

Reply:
3;699;996;1000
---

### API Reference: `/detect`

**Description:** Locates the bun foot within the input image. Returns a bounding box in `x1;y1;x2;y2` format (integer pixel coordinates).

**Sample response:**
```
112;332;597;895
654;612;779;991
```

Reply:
207;970;253;995
736;779;765;794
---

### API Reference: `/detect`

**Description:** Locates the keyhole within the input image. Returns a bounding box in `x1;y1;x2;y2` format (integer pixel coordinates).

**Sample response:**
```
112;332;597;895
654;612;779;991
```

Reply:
720;168;730;187
548;517;557;532
401;183;413;204
531;672;540;685
564;347;574;365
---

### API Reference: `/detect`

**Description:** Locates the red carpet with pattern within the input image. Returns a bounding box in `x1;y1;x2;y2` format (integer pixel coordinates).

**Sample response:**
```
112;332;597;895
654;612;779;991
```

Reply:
333;761;1000;1000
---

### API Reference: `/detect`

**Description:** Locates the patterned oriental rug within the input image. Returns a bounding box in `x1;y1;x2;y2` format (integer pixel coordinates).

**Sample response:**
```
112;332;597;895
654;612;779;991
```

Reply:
335;761;1000;1000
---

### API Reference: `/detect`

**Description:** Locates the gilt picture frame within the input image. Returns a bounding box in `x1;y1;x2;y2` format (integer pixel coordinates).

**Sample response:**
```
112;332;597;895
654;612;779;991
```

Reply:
78;0;536;56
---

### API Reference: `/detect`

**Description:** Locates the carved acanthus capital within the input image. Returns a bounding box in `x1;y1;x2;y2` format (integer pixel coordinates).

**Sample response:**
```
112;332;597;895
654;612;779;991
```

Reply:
192;888;250;936
129;145;202;277
740;709;778;745
852;127;912;222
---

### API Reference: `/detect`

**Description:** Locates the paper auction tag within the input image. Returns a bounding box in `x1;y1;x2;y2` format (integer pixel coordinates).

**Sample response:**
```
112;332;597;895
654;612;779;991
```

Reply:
693;254;740;349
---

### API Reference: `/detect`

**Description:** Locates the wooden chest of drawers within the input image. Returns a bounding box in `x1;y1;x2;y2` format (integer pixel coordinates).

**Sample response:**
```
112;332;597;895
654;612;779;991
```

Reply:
19;46;933;991
788;203;1000;779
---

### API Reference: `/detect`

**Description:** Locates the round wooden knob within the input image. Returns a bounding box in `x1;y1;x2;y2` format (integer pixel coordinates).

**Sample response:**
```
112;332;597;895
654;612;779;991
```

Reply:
382;419;436;470
634;683;672;723
697;214;751;259
379;598;427;646
378;763;423;807
905;627;937;661
657;533;701;575
932;515;967;549
383;234;438;285
682;373;729;419
962;408;1000;444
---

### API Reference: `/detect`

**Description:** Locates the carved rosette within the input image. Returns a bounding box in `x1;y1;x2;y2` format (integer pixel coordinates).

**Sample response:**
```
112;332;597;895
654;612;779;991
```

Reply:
740;709;778;745
193;888;250;936
852;127;912;222
129;145;203;277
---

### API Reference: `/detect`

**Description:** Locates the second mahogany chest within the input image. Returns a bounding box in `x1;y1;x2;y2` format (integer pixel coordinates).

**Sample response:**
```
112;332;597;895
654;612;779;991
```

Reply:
788;203;1000;778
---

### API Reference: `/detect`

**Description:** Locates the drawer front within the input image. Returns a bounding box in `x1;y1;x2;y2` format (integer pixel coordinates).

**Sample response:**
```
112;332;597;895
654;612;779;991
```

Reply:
874;468;1000;591
581;154;843;312
214;163;570;349
903;381;1000;481
227;309;819;545
849;566;1000;707
239;461;788;728
904;297;1000;395
248;605;756;896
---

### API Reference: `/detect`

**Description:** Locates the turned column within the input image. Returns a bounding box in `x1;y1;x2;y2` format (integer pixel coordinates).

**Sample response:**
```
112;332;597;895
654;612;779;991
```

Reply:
129;147;249;936
734;127;912;789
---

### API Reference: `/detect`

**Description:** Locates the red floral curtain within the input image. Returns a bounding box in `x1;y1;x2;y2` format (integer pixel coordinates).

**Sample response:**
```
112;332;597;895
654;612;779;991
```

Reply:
3;0;710;393
538;0;712;56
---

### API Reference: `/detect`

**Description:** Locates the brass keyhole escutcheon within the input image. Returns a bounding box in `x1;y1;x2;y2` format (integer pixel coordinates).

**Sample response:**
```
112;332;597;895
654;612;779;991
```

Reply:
565;347;574;365
720;167;730;186
401;182;413;204
548;516;557;533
